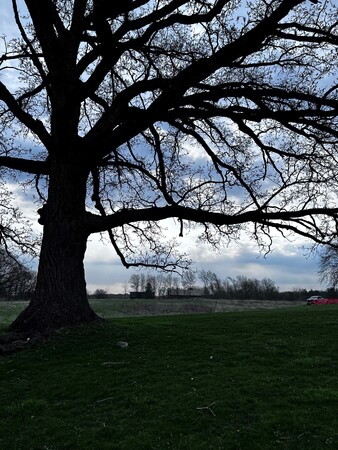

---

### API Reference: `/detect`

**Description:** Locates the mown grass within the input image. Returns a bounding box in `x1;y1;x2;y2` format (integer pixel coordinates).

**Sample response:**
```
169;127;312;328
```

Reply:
1;304;338;449
0;301;29;328
0;297;302;326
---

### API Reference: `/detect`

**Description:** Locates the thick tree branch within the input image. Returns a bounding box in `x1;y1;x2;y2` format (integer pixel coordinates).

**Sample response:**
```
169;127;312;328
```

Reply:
0;82;51;148
0;156;49;175
82;0;309;158
12;0;48;83
23;0;59;70
85;204;338;237
147;0;305;104
276;22;338;45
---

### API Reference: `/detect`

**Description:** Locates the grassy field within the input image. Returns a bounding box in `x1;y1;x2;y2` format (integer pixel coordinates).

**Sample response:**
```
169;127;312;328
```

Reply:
89;297;304;318
1;302;338;449
0;297;304;328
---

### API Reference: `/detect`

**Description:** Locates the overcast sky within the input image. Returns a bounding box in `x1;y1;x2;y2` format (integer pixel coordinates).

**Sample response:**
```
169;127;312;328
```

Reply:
84;234;322;293
0;1;326;294
85;225;322;293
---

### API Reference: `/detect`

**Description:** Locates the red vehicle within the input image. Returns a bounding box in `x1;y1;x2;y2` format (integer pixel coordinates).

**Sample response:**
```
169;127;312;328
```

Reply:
307;296;338;305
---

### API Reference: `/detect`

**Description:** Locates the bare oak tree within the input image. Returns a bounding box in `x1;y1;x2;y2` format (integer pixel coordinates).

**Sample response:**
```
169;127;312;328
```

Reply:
0;0;338;335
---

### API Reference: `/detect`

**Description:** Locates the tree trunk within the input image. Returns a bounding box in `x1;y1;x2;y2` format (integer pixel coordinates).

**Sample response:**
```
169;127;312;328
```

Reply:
10;223;101;336
10;160;102;336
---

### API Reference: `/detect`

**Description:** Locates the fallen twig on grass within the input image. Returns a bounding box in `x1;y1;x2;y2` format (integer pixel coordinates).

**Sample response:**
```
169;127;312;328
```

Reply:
196;401;216;416
101;361;127;365
96;397;114;403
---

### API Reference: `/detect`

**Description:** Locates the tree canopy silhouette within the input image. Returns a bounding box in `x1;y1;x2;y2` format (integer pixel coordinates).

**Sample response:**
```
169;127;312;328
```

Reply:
0;0;337;335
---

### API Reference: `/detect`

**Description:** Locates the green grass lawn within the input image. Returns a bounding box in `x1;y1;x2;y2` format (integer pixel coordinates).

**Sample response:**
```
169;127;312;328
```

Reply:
1;305;338;449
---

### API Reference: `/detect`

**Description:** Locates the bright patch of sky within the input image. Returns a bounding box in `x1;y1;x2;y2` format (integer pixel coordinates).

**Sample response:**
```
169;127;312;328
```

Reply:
83;224;321;294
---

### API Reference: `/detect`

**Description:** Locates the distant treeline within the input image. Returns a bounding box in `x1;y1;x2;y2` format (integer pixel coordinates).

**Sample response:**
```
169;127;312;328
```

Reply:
89;271;335;302
1;255;335;302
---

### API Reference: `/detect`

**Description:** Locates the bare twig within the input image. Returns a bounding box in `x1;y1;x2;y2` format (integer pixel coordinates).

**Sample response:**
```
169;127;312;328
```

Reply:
96;396;114;403
101;361;127;365
196;401;216;416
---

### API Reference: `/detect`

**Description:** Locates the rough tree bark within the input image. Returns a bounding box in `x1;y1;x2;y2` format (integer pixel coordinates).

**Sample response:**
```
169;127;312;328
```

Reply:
10;222;101;335
10;159;102;335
